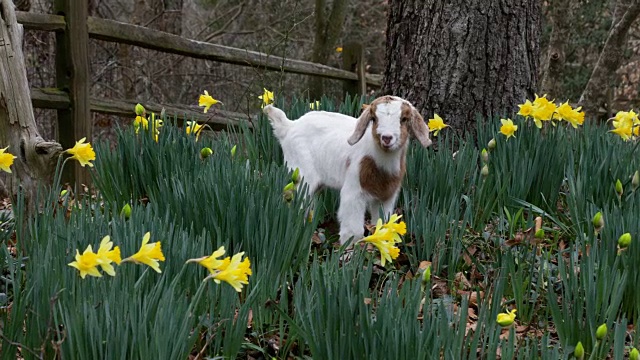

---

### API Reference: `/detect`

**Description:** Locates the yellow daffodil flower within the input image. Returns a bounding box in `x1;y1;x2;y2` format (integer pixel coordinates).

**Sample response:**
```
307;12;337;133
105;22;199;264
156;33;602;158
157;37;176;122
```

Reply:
496;308;517;327
68;245;102;279
427;114;449;136
610;110;639;140
198;90;221;113
610;124;634;141
65;137;96;167
554;101;585;128
258;88;274;107
0;147;17;173
96;235;122;277
133;115;149;134
380;214;407;243
186;246;230;274
310;101;321;110
151;115;163;131
362;229;400;267
205;252;252;292
517;100;534;118
185;121;204;141
336;47;343;53
499;118;518;140
122;232;165;273
359;215;408;266
530;94;557;128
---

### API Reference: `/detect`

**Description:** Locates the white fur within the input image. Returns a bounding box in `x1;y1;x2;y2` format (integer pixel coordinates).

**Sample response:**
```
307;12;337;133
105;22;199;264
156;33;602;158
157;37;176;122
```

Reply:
263;97;428;245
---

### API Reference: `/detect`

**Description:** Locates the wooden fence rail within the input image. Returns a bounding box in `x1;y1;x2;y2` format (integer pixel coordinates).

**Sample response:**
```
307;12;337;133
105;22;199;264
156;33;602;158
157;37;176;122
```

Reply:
13;4;380;185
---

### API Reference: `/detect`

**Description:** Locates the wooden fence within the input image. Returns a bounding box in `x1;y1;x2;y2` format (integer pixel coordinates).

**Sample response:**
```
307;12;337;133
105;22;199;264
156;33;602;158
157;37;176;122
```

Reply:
14;1;381;184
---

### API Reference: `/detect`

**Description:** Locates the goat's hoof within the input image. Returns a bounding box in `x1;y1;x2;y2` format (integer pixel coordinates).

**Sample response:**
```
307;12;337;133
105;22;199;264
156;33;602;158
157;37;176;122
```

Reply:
339;246;355;264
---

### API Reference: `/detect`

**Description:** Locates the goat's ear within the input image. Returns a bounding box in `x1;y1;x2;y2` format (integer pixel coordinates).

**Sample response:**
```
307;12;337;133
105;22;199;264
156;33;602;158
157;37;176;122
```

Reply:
410;109;432;147
348;106;371;145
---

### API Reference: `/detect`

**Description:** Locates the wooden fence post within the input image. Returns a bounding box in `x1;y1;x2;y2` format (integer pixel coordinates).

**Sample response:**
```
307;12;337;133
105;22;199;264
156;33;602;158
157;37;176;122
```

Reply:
54;0;91;187
342;42;366;98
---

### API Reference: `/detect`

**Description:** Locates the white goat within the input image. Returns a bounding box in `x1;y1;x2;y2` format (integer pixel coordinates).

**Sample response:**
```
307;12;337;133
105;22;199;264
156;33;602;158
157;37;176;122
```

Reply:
263;95;432;244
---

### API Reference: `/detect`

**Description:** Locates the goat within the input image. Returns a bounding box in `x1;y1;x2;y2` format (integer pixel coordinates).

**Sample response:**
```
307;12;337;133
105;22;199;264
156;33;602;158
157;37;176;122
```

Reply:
263;95;432;245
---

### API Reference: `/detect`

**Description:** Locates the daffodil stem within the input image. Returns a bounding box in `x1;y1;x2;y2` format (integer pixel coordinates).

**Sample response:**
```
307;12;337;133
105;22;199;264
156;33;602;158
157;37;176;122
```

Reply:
588;341;599;360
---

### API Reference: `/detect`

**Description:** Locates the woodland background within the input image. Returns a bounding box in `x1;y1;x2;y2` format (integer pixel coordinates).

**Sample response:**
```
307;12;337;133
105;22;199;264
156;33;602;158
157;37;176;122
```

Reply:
15;0;640;142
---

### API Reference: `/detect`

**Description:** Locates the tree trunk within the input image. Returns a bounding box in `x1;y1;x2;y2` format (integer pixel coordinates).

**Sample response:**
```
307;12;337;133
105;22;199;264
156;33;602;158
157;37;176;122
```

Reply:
539;0;571;97
382;0;541;139
161;0;183;36
308;0;349;99
578;0;640;119
0;0;62;212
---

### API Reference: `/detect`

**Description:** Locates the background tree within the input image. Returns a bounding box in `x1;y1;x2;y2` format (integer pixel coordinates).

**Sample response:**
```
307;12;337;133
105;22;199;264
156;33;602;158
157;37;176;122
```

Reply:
579;0;640;117
308;0;349;99
1;0;61;210
382;0;541;138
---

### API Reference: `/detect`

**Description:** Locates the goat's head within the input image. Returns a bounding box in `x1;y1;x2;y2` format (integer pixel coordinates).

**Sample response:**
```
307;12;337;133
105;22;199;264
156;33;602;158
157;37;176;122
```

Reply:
347;96;432;151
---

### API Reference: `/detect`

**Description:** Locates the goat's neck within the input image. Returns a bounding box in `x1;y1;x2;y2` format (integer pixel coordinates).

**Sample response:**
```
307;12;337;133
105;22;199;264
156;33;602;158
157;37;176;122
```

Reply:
365;144;407;176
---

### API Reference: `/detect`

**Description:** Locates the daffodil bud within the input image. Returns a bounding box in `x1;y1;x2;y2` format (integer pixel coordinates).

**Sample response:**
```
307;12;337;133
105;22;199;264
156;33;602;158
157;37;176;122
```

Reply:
496;309;517;327
135;103;145;116
481;148;489;163
283;182;295;192
481;164;489;177
630;348;639;360
200;147;213;159
618;232;632;249
120;203;131;219
595;323;607;341
231;145;237;158
292;167;300;184
615;179;623;197
534;229;545;239
60;189;68;197
632;170;640;191
574;341;584;360
488;138;496;150
592;212;604;231
422;265;431;285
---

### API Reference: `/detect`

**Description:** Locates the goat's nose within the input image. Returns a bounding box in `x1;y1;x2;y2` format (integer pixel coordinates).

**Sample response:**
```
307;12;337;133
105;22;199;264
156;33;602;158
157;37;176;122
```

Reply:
381;135;393;145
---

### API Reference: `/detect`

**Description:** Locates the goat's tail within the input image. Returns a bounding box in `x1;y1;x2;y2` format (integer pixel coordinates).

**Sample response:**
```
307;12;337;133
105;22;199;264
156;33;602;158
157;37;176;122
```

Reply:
262;104;293;139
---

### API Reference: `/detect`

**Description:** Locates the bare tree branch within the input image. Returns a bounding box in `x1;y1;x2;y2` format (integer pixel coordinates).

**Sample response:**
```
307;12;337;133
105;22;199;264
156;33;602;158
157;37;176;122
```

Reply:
204;3;244;42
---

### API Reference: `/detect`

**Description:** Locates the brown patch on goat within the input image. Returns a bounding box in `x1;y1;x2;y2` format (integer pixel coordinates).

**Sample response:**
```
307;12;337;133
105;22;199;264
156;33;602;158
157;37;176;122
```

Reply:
359;154;406;202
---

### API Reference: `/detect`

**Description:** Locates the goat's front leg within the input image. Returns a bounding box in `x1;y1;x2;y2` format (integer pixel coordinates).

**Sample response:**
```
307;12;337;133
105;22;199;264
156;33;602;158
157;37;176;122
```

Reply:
368;190;400;226
337;184;367;246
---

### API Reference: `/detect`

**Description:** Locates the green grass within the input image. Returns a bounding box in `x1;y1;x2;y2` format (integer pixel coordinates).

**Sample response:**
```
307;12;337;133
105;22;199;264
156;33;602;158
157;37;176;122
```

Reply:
1;95;640;359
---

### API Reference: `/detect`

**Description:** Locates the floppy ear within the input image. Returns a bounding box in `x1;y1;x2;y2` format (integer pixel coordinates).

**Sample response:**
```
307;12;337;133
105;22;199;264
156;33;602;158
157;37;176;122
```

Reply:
410;109;432;147
347;106;372;145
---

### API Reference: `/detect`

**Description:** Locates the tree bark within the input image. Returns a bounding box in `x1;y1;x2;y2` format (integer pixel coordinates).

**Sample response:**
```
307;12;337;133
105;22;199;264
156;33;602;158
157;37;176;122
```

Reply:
578;0;640;119
309;0;349;99
0;0;62;211
382;0;541;139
